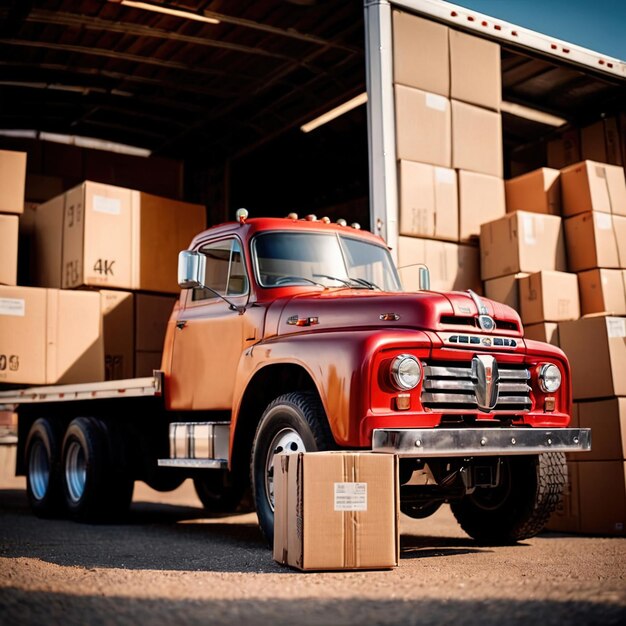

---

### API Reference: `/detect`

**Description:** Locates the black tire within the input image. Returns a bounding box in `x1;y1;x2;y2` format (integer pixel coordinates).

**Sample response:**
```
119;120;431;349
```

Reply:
61;417;134;521
251;391;335;546
25;418;64;517
450;453;567;545
193;471;252;514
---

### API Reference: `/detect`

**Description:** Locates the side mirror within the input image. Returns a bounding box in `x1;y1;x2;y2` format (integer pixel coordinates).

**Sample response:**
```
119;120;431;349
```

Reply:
178;250;206;289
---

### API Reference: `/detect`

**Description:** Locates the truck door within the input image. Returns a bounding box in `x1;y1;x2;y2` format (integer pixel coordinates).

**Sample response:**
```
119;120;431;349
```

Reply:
168;237;249;410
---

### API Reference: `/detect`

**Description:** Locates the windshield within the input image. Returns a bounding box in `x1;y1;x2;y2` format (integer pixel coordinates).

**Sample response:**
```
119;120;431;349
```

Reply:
252;231;403;291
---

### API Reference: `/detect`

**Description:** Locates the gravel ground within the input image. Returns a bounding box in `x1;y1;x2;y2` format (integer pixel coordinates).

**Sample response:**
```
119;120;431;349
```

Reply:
0;447;625;626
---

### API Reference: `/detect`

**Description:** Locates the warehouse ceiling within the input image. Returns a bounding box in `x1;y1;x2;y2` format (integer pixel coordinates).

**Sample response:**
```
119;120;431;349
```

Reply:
0;0;365;160
0;0;624;218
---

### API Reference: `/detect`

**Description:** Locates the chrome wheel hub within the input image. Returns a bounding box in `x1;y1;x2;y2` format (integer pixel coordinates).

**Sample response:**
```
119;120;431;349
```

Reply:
265;427;305;511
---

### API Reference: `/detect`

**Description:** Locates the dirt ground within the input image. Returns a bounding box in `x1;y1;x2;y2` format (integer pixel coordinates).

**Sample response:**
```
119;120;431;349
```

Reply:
0;445;625;626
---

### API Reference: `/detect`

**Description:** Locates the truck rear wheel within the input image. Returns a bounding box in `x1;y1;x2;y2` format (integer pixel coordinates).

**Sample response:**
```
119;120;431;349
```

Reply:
25;418;64;517
251;391;334;546
450;453;567;545
61;417;134;521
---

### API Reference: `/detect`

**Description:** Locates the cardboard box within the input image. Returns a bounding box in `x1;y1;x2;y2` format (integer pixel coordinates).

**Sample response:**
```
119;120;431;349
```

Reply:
547;129;581;169
578;269;626;316
273;452;399;571
392;10;449;96
570;398;626;462
564;212;626;272
398;236;481;293
0;150;27;215
458;170;505;242
505;168;561;216
32;182;206;293
577;461;626;535
518;271;580;325
100;291;175;380
581;118;623;166
560;160;626;217
484;272;528;311
395;85;451;167
479;211;567;281
0;286;104;385
398;161;458;241
523;322;560;346
449;29;501;111
558;316;626;400
0;215;18;286
451;100;503;177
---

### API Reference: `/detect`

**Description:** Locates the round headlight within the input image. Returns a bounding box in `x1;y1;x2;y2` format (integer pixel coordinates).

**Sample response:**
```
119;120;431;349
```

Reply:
539;363;561;393
390;354;422;390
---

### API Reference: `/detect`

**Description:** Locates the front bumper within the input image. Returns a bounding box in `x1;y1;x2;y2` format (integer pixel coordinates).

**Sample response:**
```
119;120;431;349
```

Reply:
372;427;591;457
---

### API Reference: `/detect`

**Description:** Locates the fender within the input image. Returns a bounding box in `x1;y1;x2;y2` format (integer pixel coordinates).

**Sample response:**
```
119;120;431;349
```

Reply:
230;328;433;455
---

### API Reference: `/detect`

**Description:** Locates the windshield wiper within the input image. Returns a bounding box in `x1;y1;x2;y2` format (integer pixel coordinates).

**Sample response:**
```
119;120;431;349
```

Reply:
349;276;380;290
313;274;378;290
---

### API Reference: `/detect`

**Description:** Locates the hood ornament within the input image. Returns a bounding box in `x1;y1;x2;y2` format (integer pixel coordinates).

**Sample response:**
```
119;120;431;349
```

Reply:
467;289;495;332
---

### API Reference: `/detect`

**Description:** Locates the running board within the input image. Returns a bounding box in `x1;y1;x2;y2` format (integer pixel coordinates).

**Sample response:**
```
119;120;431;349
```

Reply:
158;458;227;469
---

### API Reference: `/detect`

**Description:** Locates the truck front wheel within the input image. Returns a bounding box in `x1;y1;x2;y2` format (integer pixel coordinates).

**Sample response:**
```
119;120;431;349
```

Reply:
450;453;567;544
251;392;334;546
25;418;64;517
61;417;134;521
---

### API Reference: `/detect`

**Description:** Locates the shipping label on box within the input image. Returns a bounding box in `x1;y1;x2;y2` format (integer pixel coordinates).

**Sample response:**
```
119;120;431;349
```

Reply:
274;452;399;571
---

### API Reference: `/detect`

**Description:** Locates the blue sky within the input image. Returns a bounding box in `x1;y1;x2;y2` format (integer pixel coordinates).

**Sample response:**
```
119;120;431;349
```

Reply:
444;0;626;61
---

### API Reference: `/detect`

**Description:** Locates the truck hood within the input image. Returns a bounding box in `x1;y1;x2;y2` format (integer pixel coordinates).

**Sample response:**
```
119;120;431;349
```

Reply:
269;289;522;337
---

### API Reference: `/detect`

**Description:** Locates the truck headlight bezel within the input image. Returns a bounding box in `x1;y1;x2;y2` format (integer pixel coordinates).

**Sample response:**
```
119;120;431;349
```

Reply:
538;363;562;393
390;354;422;391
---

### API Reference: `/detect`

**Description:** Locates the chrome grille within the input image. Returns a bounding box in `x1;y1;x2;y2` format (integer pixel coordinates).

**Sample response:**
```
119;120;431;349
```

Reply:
421;362;531;411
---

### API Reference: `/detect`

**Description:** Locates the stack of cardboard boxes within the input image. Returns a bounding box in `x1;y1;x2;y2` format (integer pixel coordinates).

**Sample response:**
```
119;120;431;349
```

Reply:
392;10;504;294
0;149;206;386
478;159;626;535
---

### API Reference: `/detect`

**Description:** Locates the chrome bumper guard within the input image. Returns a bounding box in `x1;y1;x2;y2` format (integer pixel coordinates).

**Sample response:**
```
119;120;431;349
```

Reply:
372;428;591;457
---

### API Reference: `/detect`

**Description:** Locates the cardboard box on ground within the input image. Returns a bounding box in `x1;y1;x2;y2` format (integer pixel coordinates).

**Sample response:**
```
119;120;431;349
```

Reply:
273;451;399;571
30;181;206;294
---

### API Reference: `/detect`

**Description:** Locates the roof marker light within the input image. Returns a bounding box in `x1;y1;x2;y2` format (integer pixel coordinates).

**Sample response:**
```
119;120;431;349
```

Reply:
236;208;248;224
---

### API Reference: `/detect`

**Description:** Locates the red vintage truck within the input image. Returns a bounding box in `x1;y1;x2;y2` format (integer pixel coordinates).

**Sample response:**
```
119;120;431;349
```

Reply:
0;212;590;545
